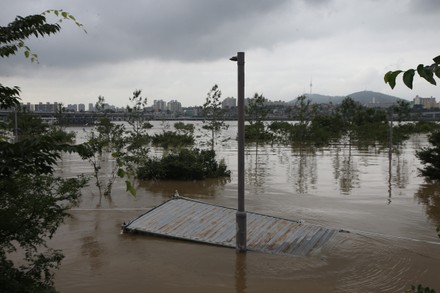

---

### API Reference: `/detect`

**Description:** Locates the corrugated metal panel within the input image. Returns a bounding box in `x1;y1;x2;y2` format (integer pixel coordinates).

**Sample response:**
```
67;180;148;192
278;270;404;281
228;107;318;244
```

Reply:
123;197;339;256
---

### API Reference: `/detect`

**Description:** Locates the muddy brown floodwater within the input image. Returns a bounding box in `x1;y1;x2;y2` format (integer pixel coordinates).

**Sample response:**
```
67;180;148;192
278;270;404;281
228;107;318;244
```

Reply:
50;121;440;292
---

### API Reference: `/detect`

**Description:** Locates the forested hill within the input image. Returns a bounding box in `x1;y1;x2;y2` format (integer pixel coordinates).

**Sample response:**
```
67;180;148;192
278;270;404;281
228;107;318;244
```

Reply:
289;91;403;105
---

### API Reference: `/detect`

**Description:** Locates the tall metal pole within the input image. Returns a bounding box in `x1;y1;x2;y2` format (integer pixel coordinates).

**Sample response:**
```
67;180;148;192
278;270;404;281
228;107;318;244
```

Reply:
231;52;246;252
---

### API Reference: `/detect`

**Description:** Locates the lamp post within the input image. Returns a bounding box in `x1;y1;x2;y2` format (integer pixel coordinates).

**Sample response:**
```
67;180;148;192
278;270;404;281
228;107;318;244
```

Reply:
230;52;246;252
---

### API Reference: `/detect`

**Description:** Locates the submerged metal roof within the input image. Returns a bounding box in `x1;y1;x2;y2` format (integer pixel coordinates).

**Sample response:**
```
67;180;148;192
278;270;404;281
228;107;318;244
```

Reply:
123;197;339;256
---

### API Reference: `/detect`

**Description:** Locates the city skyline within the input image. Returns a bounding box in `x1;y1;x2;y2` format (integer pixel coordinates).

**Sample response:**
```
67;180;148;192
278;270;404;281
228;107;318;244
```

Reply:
1;1;439;107
15;92;440;113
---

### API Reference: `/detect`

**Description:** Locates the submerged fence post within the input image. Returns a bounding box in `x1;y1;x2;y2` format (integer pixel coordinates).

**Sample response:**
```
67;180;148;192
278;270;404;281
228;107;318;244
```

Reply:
231;52;247;252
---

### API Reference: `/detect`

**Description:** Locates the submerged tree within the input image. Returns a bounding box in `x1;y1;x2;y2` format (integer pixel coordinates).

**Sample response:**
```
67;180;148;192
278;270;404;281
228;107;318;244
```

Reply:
290;95;312;143
125;90;151;168
245;93;271;141
79;96;134;202
246;93;269;124
202;84;229;150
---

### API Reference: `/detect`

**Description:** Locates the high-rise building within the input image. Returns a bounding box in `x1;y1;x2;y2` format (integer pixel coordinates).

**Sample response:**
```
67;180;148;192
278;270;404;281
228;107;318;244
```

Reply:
153;100;167;111
66;104;78;112
88;103;95;112
222;97;236;109
78;103;86;112
34;102;58;112
167;100;182;113
21;102;34;112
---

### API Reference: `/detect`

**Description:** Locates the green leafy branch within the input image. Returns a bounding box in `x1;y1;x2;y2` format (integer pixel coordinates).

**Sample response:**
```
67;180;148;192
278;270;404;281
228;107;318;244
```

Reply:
384;55;440;89
0;10;85;63
42;9;87;33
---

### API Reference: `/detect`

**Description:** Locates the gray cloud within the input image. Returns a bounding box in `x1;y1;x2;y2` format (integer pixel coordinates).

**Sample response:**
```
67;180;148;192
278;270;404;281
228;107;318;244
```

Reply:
1;0;439;106
7;0;295;67
410;0;440;13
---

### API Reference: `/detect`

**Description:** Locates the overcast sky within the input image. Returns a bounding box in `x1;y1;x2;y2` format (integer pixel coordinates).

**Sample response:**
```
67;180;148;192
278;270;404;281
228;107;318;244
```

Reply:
1;0;439;107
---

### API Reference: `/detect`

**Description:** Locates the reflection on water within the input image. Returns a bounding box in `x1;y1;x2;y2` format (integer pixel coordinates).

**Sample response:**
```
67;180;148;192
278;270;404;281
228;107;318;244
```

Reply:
80;236;103;272
138;177;230;199
415;182;440;237
289;146;317;194
333;145;359;194
235;252;247;293
245;143;270;195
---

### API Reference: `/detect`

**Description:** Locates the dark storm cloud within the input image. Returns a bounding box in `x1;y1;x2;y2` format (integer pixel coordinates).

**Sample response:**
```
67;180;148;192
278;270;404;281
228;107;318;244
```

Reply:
0;0;361;71
410;0;440;13
1;0;297;69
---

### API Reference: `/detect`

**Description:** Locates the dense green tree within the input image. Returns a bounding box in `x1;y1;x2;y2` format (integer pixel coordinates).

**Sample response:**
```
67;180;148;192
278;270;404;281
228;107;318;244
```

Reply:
416;131;440;181
0;11;87;292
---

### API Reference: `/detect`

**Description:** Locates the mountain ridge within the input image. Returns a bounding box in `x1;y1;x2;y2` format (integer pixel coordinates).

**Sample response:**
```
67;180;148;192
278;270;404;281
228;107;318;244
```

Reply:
288;90;404;105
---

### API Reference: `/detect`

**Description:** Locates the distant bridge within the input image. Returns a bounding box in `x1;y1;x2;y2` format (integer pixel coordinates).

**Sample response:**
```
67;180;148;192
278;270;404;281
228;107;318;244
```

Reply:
0;111;205;125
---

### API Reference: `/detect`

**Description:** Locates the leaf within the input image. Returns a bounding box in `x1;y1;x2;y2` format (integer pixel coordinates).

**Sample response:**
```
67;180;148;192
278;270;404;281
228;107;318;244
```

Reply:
61;11;68;18
125;180;137;196
24;50;30;58
417;64;436;85
433;55;440;64
384;70;402;89
435;67;440;79
402;69;415;89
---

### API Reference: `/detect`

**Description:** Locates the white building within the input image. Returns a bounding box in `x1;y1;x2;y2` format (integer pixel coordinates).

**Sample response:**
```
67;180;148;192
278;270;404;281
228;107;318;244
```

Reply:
414;95;437;109
153;100;167;111
167;100;182;113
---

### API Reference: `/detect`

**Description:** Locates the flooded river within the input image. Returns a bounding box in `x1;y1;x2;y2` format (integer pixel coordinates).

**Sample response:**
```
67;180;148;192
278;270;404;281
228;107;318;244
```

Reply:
51;121;440;292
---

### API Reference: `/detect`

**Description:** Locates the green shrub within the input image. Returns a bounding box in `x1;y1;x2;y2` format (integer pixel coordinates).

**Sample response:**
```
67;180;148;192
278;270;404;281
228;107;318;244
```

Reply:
137;148;231;180
174;122;195;133
151;131;194;148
